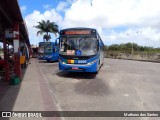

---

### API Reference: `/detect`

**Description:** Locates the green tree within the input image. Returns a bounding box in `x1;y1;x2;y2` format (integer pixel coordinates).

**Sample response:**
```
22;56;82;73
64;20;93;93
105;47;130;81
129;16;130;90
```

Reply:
34;20;59;42
108;44;119;51
104;45;108;51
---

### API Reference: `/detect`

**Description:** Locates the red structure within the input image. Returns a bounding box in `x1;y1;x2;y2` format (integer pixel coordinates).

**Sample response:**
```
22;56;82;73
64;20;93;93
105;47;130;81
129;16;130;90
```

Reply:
0;0;30;81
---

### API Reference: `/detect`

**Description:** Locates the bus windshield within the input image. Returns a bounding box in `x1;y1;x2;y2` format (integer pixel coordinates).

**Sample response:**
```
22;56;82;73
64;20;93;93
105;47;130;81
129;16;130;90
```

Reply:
60;36;98;56
39;44;53;54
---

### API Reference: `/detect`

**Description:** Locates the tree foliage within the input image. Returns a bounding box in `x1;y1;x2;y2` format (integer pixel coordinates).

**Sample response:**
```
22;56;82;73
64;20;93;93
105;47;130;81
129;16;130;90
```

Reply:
105;43;160;54
34;20;59;42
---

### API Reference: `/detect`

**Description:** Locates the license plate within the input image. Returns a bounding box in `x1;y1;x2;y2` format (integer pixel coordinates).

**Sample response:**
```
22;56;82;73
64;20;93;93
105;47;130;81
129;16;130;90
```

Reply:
72;67;78;70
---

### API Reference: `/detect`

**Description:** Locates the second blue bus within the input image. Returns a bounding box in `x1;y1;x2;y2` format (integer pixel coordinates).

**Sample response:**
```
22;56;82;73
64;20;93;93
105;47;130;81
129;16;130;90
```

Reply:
38;42;59;62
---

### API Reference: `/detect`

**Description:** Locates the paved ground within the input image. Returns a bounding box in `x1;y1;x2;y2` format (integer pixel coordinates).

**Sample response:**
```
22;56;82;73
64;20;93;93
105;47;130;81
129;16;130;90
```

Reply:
0;58;160;120
39;58;160;120
0;59;61;120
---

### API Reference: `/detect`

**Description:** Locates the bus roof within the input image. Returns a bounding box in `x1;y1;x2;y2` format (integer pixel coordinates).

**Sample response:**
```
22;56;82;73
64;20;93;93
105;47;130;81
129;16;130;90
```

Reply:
39;42;56;46
60;27;98;35
60;27;97;32
39;42;55;44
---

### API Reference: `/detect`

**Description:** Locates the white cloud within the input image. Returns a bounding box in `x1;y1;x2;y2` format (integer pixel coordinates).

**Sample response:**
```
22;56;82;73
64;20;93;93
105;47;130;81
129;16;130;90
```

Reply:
24;10;62;45
43;4;52;10
62;0;160;28
23;0;160;47
56;2;69;12
20;6;27;13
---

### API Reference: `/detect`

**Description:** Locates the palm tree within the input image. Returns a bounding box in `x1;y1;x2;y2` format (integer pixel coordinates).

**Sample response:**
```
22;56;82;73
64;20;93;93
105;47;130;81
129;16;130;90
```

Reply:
43;34;51;41
34;20;59;42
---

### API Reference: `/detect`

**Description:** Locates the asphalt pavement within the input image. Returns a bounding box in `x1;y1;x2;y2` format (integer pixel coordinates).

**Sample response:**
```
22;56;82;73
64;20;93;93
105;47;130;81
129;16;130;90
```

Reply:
0;58;160;120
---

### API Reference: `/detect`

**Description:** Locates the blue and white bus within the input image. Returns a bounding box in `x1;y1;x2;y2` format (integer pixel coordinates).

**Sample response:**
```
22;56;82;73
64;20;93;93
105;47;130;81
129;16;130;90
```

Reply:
59;28;104;73
38;42;59;62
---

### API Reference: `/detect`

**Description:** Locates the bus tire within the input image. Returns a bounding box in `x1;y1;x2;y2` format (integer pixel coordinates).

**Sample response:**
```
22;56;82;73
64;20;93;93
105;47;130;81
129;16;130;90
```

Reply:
95;67;100;74
95;60;100;74
47;60;50;62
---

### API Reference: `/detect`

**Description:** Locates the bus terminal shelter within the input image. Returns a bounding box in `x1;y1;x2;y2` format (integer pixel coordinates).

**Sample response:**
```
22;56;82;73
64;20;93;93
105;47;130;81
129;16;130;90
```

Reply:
0;0;31;82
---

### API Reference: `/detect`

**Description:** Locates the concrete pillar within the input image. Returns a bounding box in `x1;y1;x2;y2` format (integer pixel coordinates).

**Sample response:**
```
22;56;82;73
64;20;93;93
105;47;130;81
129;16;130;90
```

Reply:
3;38;9;81
13;21;21;79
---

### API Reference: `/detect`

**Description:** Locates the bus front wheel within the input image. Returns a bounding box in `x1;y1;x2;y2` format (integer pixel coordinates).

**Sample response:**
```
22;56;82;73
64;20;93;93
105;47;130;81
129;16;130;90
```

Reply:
94;60;100;74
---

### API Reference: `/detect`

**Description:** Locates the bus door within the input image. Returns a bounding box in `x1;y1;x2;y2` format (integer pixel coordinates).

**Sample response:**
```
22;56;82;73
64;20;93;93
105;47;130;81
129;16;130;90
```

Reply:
53;47;59;60
53;39;59;60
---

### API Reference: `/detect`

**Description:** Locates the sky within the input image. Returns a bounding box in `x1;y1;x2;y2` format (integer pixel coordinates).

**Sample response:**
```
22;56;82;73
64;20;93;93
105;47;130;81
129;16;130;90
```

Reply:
18;0;160;48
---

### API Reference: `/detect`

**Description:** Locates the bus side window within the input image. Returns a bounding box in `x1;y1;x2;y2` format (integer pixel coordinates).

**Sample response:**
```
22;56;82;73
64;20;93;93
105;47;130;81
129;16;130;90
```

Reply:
97;40;99;51
99;41;104;51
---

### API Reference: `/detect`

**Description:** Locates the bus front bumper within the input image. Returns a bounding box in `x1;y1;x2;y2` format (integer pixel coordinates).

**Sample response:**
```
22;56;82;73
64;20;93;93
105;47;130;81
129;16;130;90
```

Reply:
45;57;57;61
59;61;98;72
39;55;58;61
38;56;46;60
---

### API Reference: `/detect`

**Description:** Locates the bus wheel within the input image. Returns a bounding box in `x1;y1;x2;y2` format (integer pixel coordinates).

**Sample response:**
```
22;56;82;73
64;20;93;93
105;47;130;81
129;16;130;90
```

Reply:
95;60;100;74
47;60;50;62
95;67;99;74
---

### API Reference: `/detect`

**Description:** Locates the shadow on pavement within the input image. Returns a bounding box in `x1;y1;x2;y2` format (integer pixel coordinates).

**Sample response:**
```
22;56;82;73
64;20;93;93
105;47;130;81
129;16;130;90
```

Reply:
56;71;110;96
38;60;58;63
56;71;97;79
0;62;28;119
74;77;110;96
38;60;48;63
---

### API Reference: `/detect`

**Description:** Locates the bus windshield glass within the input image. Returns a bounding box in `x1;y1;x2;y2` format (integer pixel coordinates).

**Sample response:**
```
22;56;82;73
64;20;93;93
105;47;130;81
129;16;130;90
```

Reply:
60;37;98;56
39;43;52;54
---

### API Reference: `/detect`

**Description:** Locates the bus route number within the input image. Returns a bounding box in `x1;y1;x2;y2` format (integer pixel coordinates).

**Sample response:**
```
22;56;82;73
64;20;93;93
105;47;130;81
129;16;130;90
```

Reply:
78;60;86;64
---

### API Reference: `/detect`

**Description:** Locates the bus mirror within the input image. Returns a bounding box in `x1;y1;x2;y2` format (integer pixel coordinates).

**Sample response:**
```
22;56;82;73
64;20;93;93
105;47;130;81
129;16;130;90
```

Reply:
99;42;102;47
55;40;57;46
55;38;59;46
53;48;57;53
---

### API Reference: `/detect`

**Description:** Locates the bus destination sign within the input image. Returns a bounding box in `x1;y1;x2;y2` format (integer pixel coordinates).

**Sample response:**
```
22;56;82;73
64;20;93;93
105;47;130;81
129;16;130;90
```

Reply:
65;30;91;35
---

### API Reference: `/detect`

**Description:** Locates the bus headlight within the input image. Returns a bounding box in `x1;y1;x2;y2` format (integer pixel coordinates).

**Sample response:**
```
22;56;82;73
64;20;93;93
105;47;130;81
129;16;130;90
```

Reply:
62;62;66;64
59;59;66;64
48;55;52;58
87;60;97;66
